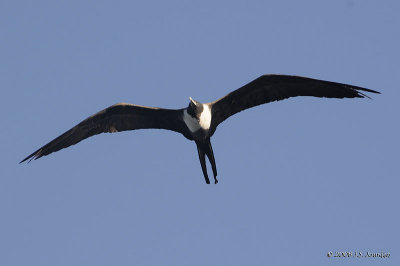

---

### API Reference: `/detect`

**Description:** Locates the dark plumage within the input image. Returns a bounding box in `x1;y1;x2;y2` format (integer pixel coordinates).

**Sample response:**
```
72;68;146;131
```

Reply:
21;75;380;184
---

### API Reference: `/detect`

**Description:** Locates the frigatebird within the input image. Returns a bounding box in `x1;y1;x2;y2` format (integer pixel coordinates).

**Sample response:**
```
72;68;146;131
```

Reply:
21;75;379;184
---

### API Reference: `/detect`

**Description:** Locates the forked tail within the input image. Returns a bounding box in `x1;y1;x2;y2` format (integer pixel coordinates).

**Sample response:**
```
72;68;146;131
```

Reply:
195;138;218;184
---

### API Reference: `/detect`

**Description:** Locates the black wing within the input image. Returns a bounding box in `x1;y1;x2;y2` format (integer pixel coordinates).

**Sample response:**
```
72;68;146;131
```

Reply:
21;103;191;163
210;75;380;130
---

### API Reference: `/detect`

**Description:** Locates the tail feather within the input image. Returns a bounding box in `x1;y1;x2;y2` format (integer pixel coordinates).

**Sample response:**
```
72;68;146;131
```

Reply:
195;138;218;184
196;143;210;184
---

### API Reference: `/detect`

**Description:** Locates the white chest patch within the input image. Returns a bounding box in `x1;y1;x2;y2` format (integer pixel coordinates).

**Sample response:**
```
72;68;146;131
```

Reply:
199;104;211;130
183;104;212;133
183;109;200;132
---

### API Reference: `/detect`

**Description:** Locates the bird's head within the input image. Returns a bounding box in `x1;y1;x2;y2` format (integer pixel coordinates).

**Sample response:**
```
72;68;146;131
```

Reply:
187;97;203;117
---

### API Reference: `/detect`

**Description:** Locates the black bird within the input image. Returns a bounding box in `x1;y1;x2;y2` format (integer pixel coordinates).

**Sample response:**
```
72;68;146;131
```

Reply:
21;75;380;184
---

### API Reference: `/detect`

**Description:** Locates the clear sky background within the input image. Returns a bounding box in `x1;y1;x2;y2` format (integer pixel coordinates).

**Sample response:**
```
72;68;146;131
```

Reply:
1;1;399;265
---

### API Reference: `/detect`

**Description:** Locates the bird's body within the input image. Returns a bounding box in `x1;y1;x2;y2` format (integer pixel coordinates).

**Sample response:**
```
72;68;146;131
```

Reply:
21;75;380;184
183;98;212;139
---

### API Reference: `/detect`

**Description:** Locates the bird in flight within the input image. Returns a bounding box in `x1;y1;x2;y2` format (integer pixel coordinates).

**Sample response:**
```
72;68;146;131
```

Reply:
21;75;379;184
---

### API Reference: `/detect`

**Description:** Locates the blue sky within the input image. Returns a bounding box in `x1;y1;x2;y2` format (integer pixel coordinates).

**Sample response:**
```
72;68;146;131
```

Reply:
1;0;399;265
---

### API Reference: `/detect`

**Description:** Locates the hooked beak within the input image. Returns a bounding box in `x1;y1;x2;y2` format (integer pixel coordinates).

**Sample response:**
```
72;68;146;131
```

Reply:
189;97;201;107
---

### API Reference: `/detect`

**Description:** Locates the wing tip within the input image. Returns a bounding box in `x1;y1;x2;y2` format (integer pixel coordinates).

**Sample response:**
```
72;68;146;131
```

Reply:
356;87;381;95
19;149;43;164
355;87;381;100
